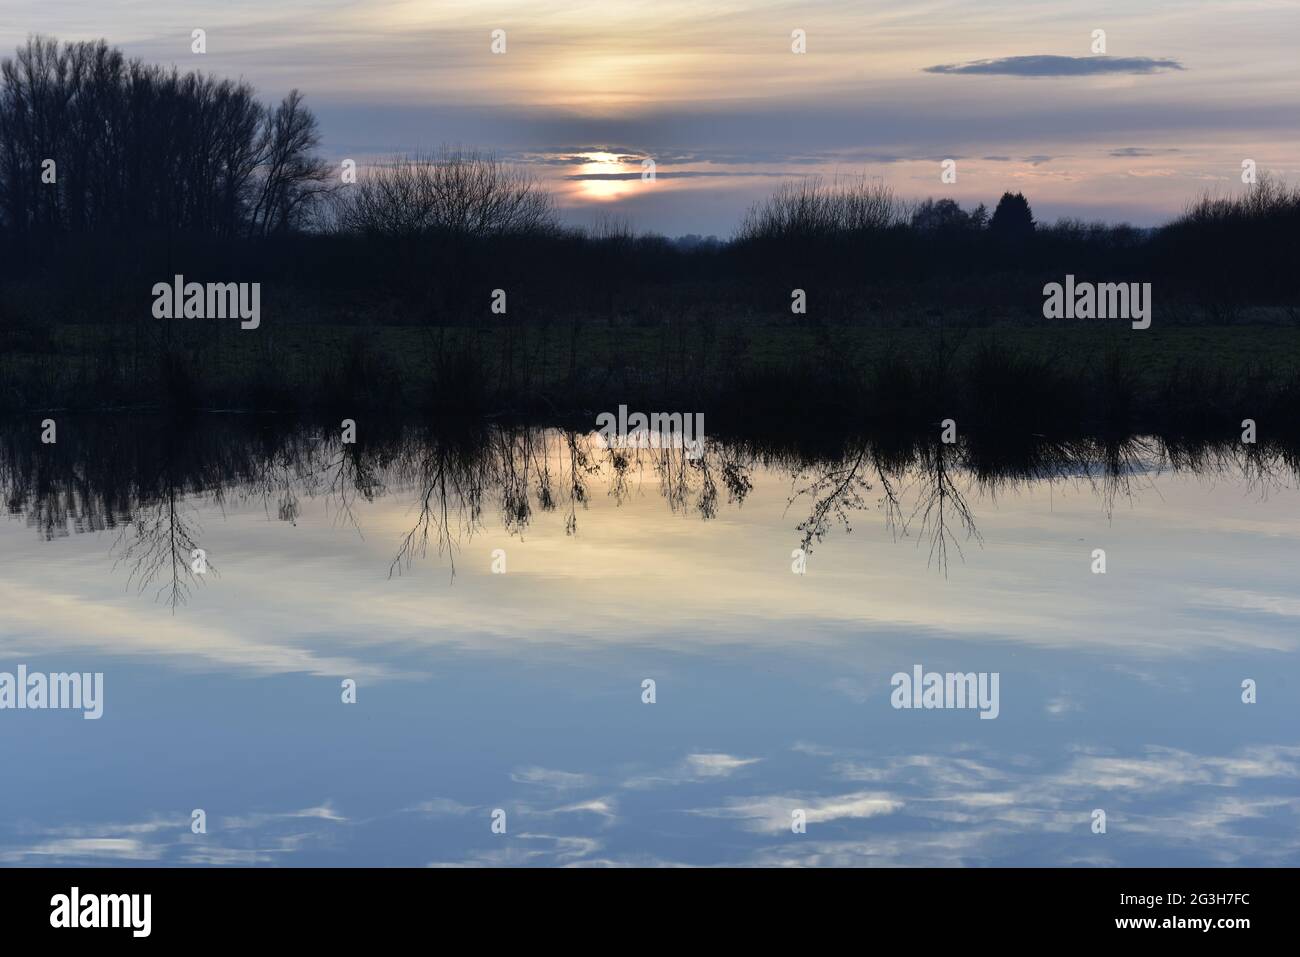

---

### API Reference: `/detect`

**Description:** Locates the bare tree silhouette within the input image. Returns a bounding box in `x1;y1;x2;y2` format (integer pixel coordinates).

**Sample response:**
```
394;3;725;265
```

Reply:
7;419;1299;598
113;482;214;610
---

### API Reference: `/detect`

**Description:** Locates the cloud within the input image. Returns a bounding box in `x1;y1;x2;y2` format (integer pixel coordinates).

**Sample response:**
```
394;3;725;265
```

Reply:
7;744;1300;866
624;752;761;788
404;797;478;817
982;154;1056;165
1110;147;1181;157
0;837;162;864
550;798;618;822
564;170;788;182
697;744;1300;864
1053;747;1300;792
510;767;596;791
693;791;903;834
1045;695;1078;716
182;844;296;866
223;803;347;830
427;833;604;868
684;753;761;778
924;55;1185;77
1196;588;1300;619
0;575;402;682
0;800;355;867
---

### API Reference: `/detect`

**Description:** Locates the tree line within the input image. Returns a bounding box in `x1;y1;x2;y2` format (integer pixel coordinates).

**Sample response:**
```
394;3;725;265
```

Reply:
0;36;329;250
1;35;1298;317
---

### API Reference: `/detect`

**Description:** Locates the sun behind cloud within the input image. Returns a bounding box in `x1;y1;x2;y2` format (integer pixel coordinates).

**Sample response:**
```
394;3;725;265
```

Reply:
574;151;638;202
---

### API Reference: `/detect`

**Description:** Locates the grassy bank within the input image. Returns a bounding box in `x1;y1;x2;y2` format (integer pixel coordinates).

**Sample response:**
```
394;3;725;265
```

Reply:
4;317;1300;440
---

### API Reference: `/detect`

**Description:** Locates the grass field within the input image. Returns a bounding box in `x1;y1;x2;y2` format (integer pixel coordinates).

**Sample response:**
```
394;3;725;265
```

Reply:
4;317;1300;438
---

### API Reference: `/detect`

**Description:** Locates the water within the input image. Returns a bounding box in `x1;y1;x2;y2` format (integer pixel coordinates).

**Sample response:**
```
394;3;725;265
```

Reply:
2;417;1297;866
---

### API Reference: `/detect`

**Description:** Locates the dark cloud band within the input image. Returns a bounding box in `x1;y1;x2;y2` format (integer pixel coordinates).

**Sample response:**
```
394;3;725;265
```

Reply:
924;55;1185;77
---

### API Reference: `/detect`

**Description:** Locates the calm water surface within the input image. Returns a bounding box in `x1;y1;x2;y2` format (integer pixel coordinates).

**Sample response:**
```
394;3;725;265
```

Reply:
2;418;1297;866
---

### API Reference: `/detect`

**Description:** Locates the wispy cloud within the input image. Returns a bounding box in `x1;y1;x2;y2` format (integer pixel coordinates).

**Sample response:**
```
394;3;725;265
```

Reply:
1110;146;1182;157
1045;695;1079;717
684;753;762;778
428;833;604;868
0;803;348;865
223;803;347;830
1196;588;1300;618
511;767;596;791
404;797;478;817
0;837;163;864
550;798;618;822
6;744;1299;866
696;744;1300;865
624;752;761;789
924;55;1185;77
692;791;903;834
565;170;788;181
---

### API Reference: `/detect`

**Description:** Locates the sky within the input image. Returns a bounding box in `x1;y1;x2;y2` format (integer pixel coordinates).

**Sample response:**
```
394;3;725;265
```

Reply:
2;432;1298;865
4;1;1299;234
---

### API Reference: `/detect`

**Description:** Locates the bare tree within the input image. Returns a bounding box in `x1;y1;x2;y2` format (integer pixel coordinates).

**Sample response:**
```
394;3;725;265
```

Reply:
737;174;904;241
0;37;326;244
332;148;556;239
248;89;332;236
